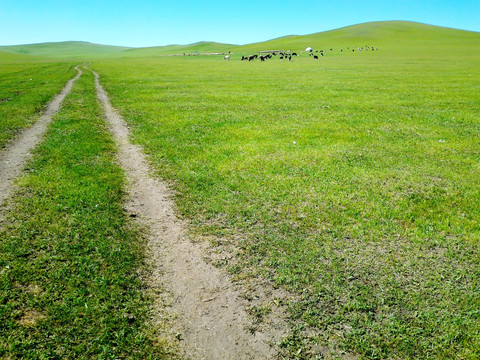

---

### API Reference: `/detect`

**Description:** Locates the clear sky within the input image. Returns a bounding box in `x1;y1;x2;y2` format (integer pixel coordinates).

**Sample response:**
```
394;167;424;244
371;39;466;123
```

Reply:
1;0;479;47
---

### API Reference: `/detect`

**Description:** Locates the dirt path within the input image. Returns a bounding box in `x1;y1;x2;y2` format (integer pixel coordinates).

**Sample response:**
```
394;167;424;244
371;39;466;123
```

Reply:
93;70;278;360
0;66;82;208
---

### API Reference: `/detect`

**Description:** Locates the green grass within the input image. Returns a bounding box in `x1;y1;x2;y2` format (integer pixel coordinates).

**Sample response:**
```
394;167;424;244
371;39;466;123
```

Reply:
0;70;172;359
0;61;76;148
0;41;131;59
91;22;480;359
238;21;480;55
0;51;45;63
3;21;478;61
2;20;479;359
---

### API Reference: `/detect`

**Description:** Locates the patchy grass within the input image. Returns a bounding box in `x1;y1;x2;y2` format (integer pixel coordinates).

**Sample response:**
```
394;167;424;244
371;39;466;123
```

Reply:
0;70;173;358
92;23;480;359
0;61;76;148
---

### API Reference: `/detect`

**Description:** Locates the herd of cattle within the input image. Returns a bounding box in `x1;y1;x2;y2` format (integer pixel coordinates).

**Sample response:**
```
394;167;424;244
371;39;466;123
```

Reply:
224;46;379;61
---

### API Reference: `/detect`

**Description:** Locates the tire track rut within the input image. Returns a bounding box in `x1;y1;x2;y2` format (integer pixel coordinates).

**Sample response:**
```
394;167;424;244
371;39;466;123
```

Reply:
93;70;277;360
0;66;82;209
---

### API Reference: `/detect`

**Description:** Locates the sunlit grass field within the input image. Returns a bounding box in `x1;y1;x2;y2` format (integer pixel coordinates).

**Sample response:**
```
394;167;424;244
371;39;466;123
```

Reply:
1;21;479;359
0;56;76;148
91;23;480;358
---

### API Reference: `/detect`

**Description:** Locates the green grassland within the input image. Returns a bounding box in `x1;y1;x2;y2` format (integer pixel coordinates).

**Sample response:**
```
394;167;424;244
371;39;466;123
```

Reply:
3;20;478;59
237;21;480;55
0;41;130;59
0;55;76;148
1;20;479;359
0;69;172;359
90;22;480;358
0;51;44;63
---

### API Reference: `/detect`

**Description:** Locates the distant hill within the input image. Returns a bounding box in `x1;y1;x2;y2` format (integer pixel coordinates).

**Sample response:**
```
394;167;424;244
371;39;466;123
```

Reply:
0;21;478;60
121;41;237;57
0;50;45;63
235;21;480;55
0;41;130;59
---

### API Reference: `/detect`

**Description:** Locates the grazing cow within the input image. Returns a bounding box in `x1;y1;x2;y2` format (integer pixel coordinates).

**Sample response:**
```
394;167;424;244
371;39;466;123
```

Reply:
224;55;230;60
320;52;324;56
279;56;284;59
313;55;318;59
292;52;298;56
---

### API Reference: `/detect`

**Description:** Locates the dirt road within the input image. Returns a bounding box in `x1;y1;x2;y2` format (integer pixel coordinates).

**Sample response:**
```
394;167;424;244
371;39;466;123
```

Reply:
94;70;277;360
0;66;82;208
1;66;280;359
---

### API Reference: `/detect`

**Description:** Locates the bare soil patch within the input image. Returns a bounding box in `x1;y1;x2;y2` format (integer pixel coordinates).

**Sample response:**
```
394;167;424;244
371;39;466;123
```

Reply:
94;70;281;359
18;310;47;327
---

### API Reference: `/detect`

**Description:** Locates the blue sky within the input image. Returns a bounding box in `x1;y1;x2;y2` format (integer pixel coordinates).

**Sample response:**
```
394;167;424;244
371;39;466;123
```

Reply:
1;0;479;47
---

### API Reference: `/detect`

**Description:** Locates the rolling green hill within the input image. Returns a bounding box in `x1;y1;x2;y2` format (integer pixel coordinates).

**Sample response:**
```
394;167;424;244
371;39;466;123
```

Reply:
0;50;45;64
0;41;130;59
111;21;480;58
120;41;236;57
1;21;478;60
236;21;480;55
119;20;479;57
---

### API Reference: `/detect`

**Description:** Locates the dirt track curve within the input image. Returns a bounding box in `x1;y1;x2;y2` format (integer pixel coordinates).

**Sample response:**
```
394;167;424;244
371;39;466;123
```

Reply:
0;66;82;208
94;70;278;360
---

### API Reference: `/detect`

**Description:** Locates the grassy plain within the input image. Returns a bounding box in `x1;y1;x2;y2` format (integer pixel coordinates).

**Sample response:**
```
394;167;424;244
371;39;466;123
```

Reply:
0;70;171;358
1;21;479;359
91;22;480;359
0;54;76;148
